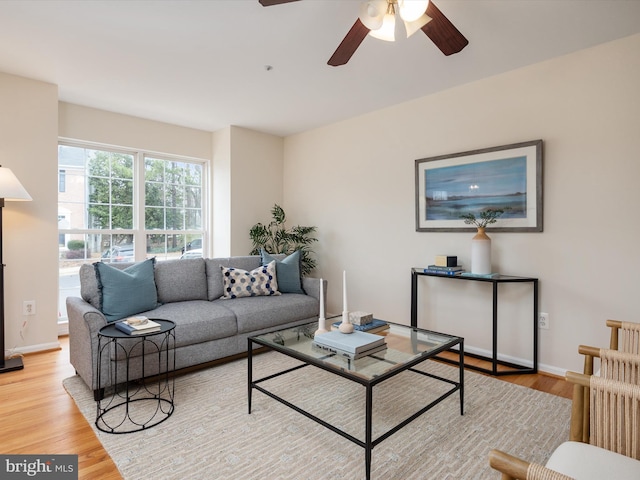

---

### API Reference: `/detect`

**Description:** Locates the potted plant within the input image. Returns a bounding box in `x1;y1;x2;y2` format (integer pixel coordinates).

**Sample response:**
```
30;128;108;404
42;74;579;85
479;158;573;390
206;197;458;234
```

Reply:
459;209;506;275
249;204;318;276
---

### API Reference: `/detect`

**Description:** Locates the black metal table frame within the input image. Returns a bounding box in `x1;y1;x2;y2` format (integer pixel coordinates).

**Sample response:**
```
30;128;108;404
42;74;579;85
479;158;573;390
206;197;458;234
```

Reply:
411;269;538;376
96;319;176;434
248;328;464;480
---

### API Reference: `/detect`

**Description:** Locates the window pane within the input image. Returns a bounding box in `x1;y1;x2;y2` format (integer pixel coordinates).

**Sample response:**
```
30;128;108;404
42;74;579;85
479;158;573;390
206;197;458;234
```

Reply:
111;179;133;205
145;182;164;207
88;177;109;204
165;184;183;208
145;207;164;229
112;206;133;229
185;186;201;208
186;209;201;230
166;208;183;230
112;154;133;179
87;151;110;176
185;163;202;186
88;205;110;229
145;158;165;182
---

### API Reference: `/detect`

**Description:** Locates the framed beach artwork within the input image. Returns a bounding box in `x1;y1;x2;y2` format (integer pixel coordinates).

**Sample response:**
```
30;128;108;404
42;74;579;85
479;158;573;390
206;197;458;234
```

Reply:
415;140;543;232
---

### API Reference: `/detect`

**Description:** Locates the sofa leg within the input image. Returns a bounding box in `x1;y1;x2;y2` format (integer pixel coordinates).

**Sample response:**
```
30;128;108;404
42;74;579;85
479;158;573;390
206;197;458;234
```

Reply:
93;388;104;401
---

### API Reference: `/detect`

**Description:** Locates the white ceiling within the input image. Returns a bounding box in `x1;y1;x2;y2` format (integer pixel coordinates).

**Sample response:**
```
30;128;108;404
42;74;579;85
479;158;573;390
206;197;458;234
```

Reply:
1;0;639;137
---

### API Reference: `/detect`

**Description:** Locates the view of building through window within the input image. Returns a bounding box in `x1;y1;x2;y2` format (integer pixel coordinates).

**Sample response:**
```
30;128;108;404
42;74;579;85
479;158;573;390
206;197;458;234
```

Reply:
58;143;206;321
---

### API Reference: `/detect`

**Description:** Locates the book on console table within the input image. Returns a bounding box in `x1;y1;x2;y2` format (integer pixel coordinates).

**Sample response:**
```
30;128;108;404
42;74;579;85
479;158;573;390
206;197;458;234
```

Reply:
312;341;388;360
313;329;386;354
422;268;464;276
425;265;464;272
331;318;390;334
115;317;162;335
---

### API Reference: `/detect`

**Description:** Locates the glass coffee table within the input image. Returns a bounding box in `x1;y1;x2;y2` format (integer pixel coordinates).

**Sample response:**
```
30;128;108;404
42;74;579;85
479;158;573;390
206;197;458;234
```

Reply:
248;318;464;480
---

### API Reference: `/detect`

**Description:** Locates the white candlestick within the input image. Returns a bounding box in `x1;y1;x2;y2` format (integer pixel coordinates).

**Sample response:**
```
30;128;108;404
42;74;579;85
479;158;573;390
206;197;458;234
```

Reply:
319;279;325;320
339;270;354;333
342;270;347;312
315;278;328;335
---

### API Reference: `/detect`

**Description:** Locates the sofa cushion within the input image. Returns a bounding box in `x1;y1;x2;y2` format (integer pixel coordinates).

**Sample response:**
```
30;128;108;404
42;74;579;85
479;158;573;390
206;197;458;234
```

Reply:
226;293;319;334
154;258;208;303
139;301;238;347
205;256;264;301
546;441;640;479
94;258;159;322
221;261;280;299
260;249;304;294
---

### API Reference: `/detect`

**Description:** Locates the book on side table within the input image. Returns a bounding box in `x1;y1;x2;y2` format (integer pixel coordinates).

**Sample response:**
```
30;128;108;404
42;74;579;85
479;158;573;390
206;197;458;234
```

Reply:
313;329;386;354
312;341;388;360
115;316;162;335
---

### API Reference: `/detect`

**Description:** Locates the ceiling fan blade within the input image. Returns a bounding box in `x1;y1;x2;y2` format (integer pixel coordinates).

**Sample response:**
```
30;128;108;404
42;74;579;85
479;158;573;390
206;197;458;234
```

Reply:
421;1;468;56
328;18;370;67
259;0;300;6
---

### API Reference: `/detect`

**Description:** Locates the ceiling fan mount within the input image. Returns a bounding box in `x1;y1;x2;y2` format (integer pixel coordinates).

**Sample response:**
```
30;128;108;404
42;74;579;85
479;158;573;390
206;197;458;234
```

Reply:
259;0;468;66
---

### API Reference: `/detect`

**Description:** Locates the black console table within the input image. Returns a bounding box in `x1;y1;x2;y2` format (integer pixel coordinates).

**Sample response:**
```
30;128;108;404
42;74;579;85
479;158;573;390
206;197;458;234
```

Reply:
411;268;538;376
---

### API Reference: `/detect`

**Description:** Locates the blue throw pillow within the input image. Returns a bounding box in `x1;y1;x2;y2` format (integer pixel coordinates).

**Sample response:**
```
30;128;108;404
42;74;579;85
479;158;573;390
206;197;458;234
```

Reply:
94;258;159;322
260;249;304;294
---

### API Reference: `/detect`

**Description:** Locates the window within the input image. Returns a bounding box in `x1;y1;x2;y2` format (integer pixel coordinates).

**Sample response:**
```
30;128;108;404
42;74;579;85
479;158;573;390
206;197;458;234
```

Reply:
58;142;206;321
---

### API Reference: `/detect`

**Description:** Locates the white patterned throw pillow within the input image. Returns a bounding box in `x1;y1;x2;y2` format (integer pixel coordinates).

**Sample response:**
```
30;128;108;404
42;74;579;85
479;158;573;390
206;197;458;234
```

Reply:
220;261;280;299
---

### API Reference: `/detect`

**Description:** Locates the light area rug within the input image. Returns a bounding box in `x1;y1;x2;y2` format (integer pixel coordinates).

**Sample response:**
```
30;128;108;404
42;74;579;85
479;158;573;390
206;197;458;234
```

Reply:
63;352;571;480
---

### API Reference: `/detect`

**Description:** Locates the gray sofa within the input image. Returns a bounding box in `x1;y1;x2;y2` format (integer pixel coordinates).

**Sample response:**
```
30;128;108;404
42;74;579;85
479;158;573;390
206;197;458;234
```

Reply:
67;255;324;399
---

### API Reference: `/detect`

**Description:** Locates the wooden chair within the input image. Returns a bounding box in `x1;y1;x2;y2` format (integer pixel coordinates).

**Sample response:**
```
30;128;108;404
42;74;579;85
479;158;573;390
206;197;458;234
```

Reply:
489;372;640;479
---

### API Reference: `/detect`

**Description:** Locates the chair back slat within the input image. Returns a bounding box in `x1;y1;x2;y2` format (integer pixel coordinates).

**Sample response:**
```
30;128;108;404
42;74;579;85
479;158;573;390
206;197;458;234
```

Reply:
589;375;640;459
621;321;640;354
600;348;640;384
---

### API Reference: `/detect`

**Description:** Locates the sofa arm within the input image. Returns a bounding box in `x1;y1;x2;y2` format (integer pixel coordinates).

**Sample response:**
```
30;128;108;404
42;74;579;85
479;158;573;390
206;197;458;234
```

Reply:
67;296;108;394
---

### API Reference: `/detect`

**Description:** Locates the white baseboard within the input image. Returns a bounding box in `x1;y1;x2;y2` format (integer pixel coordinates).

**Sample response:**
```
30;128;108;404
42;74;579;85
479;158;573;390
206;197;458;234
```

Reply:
9;341;61;356
58;320;69;336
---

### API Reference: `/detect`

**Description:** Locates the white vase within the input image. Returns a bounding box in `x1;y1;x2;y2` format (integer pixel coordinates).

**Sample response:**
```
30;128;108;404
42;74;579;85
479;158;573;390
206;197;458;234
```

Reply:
471;227;492;274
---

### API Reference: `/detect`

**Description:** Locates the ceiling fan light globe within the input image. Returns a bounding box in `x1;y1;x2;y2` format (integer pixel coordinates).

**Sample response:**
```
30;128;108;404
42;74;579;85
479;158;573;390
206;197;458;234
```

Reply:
398;0;429;22
359;0;386;30
404;13;431;37
369;13;395;42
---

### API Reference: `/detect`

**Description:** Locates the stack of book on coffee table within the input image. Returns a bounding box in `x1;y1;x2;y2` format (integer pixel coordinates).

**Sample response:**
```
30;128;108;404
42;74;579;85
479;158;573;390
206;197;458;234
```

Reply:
312;330;387;360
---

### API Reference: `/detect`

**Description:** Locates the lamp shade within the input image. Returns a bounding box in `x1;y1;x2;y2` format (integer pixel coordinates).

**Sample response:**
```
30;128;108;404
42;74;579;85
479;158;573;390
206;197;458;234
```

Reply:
369;12;396;42
0;166;32;201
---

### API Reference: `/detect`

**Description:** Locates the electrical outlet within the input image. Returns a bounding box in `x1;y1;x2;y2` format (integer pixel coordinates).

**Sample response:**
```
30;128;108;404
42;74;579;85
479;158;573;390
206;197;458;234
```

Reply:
539;312;549;330
23;300;36;316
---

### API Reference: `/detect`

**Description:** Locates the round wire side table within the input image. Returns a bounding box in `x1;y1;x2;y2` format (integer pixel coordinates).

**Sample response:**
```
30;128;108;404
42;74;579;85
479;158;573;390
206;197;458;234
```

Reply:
96;318;176;434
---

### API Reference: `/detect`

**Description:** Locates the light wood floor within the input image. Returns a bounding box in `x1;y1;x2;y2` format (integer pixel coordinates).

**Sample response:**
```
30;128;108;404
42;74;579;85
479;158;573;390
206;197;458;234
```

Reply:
0;336;573;480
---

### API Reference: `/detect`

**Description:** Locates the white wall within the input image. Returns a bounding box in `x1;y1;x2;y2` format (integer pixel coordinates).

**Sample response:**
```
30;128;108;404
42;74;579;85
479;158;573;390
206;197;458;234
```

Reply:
283;33;640;375
59;103;212;160
212;126;283;257
229;127;284;256
0;72;59;356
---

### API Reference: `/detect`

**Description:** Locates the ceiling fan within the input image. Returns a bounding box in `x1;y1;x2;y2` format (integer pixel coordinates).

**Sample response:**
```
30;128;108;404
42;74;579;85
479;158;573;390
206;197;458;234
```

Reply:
259;0;468;66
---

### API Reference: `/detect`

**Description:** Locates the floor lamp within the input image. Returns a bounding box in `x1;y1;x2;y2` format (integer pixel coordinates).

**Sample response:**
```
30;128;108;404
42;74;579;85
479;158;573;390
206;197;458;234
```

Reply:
0;165;32;373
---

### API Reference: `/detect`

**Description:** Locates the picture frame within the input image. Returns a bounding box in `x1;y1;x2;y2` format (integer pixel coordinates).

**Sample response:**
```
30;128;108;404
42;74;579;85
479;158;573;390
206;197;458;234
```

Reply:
415;140;543;232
